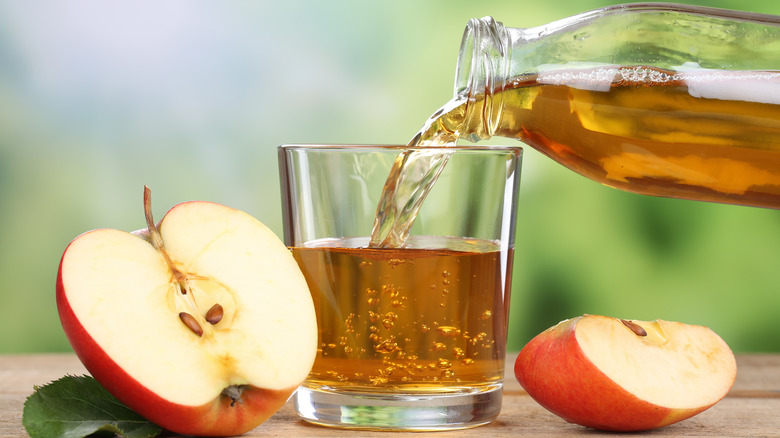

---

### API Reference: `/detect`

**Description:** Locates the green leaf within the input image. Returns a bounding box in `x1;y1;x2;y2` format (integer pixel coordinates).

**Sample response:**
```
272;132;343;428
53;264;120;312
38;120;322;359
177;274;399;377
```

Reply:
22;375;163;438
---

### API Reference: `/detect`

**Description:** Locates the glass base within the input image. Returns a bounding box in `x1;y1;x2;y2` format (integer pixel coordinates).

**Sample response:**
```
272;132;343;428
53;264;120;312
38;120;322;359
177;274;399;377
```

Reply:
294;384;503;431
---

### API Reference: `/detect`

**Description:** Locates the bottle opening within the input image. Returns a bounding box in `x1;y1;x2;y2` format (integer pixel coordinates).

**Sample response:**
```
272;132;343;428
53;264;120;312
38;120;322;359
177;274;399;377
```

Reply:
454;17;510;140
454;18;479;99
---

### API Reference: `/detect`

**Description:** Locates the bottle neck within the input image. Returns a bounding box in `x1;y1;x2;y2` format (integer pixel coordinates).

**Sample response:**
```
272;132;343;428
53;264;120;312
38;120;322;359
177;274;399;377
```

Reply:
455;16;511;141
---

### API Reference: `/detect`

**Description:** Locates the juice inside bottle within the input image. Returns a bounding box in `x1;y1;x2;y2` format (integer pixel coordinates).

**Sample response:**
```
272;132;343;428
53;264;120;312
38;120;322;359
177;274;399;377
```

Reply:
453;65;780;206
371;65;780;248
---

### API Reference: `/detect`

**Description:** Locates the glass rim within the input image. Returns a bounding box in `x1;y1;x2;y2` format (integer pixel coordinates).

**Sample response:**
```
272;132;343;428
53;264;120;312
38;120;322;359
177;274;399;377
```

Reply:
278;143;523;153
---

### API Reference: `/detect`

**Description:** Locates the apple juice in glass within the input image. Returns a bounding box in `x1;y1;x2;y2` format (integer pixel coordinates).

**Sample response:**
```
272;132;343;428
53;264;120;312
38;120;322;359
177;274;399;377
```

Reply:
279;145;521;430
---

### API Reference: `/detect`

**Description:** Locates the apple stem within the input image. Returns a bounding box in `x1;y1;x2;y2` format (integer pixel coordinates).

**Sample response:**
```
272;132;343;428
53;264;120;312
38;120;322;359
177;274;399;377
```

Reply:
143;186;188;286
621;319;648;337
143;186;217;338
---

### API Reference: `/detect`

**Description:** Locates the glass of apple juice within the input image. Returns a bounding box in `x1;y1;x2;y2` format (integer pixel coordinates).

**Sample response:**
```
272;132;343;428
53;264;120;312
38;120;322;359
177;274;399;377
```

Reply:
278;144;522;430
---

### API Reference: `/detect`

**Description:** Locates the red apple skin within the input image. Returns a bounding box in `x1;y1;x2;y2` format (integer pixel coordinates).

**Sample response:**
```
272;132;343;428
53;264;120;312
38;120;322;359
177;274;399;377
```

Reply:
514;317;706;432
56;243;294;437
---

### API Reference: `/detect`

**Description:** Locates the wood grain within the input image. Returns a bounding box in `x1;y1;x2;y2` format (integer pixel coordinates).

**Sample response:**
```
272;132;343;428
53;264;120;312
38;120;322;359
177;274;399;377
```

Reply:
2;353;778;437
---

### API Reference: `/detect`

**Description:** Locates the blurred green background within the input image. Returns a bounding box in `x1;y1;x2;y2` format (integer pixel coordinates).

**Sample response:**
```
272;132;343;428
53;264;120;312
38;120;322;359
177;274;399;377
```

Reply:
1;0;779;354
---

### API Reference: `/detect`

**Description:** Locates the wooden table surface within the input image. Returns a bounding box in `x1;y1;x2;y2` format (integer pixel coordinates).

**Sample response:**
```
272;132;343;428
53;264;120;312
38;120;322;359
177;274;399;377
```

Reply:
2;353;779;437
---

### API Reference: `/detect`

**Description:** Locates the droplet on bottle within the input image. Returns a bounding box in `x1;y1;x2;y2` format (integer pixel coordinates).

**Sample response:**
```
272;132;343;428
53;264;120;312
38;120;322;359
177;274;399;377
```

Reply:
480;310;493;320
432;342;447;351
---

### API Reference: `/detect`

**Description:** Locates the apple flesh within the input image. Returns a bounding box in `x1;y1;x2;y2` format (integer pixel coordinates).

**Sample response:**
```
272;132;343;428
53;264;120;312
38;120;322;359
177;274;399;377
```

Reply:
57;189;318;436
514;314;737;432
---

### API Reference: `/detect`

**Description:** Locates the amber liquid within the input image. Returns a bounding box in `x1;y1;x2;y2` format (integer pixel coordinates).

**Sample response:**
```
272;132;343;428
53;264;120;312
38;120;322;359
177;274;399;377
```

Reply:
292;236;511;394
370;66;780;247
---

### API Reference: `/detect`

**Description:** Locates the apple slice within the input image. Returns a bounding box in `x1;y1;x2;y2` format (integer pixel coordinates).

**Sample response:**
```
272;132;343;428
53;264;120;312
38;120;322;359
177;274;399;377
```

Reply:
514;314;737;432
56;187;318;436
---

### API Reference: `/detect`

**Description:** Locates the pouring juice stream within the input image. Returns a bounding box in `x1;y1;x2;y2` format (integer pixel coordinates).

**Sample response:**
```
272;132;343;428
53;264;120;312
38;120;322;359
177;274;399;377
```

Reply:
369;4;780;249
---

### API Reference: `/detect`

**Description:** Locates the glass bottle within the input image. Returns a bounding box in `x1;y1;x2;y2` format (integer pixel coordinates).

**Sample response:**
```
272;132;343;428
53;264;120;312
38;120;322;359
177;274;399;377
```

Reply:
371;3;780;248
442;3;780;208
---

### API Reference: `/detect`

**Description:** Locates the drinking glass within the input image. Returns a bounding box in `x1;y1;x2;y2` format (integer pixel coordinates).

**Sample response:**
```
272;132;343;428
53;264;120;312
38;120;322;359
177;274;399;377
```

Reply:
278;144;522;430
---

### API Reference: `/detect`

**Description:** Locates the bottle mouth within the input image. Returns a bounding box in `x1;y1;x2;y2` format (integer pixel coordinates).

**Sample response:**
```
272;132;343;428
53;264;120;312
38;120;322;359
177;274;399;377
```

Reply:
454;17;509;99
454;17;509;140
454;19;478;99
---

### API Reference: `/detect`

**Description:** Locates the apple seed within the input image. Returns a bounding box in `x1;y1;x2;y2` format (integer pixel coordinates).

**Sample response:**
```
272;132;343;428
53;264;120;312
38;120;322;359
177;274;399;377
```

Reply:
621;319;648;337
205;304;224;325
179;312;204;337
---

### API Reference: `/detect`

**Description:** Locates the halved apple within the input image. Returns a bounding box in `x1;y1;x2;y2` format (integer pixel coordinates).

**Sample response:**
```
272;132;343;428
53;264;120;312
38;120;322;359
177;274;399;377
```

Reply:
514;314;737;432
56;188;318;436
